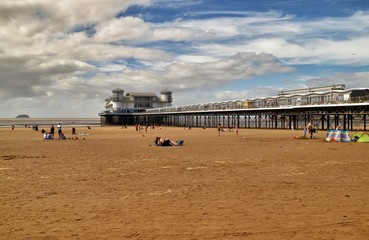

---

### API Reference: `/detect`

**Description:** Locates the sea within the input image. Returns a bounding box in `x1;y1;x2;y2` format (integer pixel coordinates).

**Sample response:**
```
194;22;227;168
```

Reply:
0;118;101;128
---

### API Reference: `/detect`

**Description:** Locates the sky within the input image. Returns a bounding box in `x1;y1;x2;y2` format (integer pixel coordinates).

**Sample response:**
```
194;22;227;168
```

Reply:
1;0;369;118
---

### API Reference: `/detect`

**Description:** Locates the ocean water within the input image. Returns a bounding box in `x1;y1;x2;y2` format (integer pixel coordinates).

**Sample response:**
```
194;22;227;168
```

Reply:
0;118;101;128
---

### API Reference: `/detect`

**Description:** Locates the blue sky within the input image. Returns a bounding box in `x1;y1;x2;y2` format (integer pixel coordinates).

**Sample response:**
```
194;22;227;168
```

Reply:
0;0;368;117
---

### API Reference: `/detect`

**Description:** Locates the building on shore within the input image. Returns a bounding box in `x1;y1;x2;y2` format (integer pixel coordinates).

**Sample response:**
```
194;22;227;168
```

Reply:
102;88;172;114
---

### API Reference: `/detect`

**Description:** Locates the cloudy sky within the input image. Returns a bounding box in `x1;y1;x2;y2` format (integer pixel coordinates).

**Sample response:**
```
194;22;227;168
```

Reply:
1;0;369;118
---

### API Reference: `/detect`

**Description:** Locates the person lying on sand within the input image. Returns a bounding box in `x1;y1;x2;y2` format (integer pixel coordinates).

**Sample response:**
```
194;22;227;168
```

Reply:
154;137;184;146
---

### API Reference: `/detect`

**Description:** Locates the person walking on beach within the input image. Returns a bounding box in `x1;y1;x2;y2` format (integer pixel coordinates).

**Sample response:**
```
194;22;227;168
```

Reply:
307;121;313;139
57;123;62;139
217;123;222;136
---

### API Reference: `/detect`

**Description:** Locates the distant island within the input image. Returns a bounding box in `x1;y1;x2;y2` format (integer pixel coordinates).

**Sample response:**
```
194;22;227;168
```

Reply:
16;114;30;118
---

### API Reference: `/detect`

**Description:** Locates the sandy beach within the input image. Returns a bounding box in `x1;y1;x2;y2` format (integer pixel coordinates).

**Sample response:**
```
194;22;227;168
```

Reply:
1;126;368;239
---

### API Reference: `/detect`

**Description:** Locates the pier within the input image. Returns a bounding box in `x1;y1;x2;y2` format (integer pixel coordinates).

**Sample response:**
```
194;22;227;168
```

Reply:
100;103;369;131
100;85;369;130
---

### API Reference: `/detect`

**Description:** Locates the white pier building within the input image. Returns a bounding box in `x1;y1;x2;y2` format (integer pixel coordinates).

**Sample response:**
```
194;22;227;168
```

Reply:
103;88;172;113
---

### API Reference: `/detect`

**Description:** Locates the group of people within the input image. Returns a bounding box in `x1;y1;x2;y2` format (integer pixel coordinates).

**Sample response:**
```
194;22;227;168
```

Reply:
41;124;78;140
217;124;239;136
41;124;64;139
135;124;162;133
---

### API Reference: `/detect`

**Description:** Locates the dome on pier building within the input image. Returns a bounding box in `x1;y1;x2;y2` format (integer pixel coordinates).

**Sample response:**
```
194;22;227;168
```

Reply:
112;88;124;93
160;89;173;103
111;88;124;101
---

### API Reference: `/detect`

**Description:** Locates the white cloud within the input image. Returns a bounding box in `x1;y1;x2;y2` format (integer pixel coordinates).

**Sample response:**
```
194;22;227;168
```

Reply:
93;16;213;43
171;10;369;66
214;86;278;101
152;0;204;8
98;64;127;73
94;17;151;43
305;72;369;88
161;52;293;89
176;55;218;63
0;0;158;117
0;0;151;39
0;0;368;117
152;27;211;41
206;35;369;66
171;86;282;106
91;52;294;92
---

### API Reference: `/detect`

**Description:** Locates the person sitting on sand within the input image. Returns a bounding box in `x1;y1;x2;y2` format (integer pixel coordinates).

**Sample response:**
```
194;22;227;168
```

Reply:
154;137;184;146
43;131;53;139
71;127;78;140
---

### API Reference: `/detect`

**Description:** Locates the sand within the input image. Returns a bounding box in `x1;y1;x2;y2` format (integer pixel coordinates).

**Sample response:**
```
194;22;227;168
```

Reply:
1;126;369;239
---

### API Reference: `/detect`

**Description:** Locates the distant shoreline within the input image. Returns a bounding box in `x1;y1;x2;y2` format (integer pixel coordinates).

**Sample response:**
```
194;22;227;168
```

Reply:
0;118;101;128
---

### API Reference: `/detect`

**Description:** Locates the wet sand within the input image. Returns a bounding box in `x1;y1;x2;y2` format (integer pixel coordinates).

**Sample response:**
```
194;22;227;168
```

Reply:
1;126;369;239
